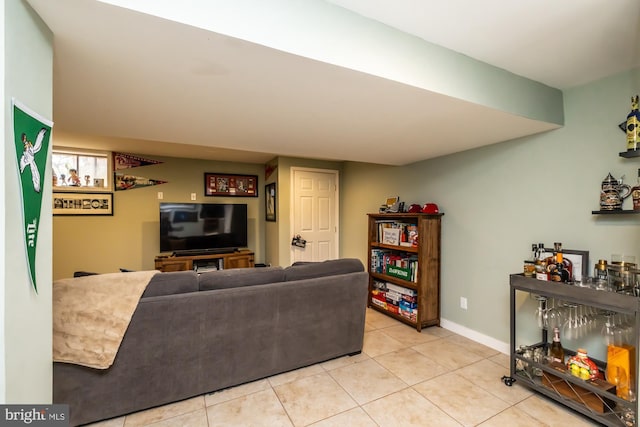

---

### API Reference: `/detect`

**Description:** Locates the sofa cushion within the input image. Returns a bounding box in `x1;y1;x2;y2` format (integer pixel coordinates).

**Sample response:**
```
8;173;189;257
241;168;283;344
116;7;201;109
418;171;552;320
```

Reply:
199;266;285;291
284;258;364;281
142;271;199;298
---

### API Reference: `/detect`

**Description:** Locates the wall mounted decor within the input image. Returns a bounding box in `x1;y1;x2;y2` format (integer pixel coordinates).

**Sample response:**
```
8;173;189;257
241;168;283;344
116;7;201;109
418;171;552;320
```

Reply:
265;163;278;180
115;173;167;191
265;182;276;221
53;192;113;216
113;152;163;170
13;98;53;292
204;173;258;197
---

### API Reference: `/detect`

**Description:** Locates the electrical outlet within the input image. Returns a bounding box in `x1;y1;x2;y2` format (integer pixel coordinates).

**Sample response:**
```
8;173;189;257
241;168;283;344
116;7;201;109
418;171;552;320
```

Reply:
157;191;163;200
191;193;197;201
460;297;468;310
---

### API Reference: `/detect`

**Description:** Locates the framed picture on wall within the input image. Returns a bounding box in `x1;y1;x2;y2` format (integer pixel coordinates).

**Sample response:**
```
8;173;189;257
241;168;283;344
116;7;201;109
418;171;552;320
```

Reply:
204;173;258;197
265;183;276;221
53;192;114;216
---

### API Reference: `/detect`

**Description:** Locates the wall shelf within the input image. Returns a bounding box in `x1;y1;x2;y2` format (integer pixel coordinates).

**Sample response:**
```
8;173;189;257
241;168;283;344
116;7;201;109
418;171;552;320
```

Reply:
619;150;640;158
592;210;640;215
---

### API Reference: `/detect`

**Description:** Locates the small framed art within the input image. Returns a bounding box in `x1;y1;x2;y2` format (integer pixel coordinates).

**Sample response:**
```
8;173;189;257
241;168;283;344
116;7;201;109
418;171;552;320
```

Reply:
204;173;258;197
53;192;114;216
265;182;276;221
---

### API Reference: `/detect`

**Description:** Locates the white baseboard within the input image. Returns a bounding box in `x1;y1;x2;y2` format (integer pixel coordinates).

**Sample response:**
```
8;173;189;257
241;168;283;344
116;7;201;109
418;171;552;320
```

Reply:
440;318;509;355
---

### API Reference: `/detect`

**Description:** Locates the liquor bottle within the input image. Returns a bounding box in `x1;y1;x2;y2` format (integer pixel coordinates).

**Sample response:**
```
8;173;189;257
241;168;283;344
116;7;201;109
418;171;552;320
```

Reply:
547;253;561;282
523;243;537;277
535;243;548;280
535;243;549;280
555;242;571;282
549;327;564;364
627;95;640;151
546;242;572;282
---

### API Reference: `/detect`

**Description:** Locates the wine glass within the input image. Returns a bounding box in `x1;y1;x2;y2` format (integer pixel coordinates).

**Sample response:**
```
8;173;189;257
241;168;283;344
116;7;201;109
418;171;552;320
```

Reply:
601;312;620;346
616;313;634;346
534;296;548;329
562;304;580;340
545;299;564;330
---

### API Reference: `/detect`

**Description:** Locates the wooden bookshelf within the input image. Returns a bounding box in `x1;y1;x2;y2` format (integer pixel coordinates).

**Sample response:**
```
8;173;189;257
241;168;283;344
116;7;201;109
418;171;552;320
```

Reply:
367;213;443;331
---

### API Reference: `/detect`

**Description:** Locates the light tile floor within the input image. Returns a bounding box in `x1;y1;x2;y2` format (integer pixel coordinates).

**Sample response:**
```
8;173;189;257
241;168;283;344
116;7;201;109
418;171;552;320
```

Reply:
88;309;599;427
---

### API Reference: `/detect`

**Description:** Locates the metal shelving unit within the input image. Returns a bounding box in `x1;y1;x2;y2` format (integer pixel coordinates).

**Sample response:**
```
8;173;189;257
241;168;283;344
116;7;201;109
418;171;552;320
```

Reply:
507;274;640;426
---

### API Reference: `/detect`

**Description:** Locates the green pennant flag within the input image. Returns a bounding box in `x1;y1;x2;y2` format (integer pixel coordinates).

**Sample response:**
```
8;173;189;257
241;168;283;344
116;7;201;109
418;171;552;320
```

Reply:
12;99;53;293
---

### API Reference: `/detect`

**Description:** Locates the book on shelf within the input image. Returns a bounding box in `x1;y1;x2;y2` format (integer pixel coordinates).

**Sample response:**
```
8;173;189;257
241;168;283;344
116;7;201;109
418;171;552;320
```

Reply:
370;249;419;282
370;282;419;320
376;221;418;247
406;225;418;247
381;228;401;245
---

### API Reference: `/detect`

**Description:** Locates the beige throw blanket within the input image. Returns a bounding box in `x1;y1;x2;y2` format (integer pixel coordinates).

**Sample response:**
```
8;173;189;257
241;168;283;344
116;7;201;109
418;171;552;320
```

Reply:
53;270;158;369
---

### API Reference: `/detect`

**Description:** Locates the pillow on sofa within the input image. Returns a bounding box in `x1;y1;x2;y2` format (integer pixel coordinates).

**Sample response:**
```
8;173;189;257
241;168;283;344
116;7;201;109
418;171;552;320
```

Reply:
199;266;285;291
284;258;364;281
141;270;199;298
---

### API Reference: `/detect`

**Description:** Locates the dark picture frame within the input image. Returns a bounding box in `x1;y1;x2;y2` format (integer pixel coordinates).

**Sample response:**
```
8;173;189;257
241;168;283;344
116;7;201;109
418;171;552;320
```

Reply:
53;192;114;216
265;182;276;221
204;173;258;197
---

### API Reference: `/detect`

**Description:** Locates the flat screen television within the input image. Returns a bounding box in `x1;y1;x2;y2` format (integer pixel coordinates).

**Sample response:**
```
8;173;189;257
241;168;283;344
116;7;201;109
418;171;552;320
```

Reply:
159;202;248;254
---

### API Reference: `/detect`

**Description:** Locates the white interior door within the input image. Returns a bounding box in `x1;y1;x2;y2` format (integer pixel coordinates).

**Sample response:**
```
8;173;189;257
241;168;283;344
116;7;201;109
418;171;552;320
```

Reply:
290;168;339;263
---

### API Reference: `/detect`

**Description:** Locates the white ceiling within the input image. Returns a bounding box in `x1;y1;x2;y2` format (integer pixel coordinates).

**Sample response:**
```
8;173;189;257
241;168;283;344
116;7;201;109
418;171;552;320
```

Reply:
327;0;640;90
26;0;640;165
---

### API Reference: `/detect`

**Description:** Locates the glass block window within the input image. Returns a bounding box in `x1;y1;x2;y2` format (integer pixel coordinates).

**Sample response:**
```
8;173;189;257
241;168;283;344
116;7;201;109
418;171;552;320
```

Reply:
52;149;110;190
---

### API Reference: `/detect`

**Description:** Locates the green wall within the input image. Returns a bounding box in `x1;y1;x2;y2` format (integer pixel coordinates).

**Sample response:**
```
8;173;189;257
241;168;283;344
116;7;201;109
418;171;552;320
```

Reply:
3;0;53;402
342;68;640;349
53;152;264;280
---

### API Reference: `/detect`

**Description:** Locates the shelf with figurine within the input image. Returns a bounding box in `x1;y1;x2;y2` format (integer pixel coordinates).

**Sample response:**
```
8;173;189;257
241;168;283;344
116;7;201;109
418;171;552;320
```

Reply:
619;150;640;159
592;210;640;215
595;95;640;214
593;170;640;215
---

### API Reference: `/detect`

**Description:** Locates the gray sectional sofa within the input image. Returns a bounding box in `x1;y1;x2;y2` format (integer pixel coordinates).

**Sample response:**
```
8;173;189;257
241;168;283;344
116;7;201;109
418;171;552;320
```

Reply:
53;258;368;426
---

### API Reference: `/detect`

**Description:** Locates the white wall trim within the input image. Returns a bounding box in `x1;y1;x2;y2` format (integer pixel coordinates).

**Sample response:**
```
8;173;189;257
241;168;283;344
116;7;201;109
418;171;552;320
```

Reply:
441;318;509;355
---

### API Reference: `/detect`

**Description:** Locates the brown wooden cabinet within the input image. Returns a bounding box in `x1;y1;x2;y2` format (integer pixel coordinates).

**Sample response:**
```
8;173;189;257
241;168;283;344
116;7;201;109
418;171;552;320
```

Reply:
154;250;254;272
367;213;442;331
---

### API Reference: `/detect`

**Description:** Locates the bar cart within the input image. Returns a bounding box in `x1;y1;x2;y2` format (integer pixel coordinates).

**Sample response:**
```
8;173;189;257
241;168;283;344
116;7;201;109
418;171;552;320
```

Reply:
505;274;639;426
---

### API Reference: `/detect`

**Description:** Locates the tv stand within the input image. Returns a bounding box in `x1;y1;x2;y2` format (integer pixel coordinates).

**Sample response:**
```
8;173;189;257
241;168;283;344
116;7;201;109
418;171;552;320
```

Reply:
172;247;238;257
154;249;254;272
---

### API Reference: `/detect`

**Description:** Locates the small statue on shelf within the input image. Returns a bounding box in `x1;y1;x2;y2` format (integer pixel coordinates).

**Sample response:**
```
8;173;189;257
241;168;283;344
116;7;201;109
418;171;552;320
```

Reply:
626;94;640;151
68;169;81;186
